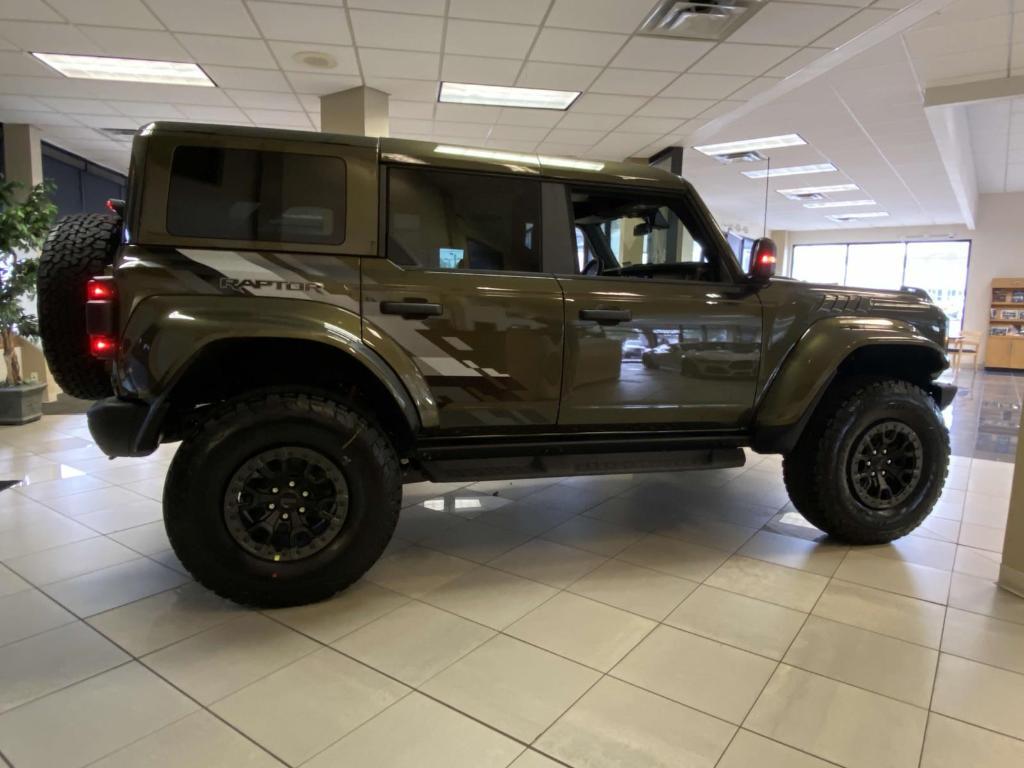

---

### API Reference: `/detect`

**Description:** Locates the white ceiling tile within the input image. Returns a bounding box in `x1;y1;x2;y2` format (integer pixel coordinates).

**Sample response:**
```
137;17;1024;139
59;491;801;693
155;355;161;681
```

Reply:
0;0;60;21
38;125;103;138
178;104;251;121
248;1;352;46
434;102;501;124
39;96;120;114
661;73;751;99
441;54;521;86
557;112;623;130
0;75;101;97
545;127;607;145
0;109;75;125
815;9;894;49
205;66;293;92
591;131;662;158
530;28;627;66
361;76;439;100
0;22;104;54
617;115;681;133
79;27;192;60
0;94;51;110
445;19;537;59
1004;163;1024;191
145;0;259;36
483;138;539;152
347;0;445;14
729;77;782;101
359;49;438;80
432;120;490;137
244;108;312;128
177;35;277;68
284;71;361;94
545;0;654;34
637;97;715;118
517;62;600;91
110;101;186;118
610;37;715;72
730;2;856;47
488;123;550;141
448;0;549;25
268;41;359;74
72;114;145;129
571;93;647;115
227;89;303;110
349;10;442;52
767;47;828;78
0;50;60;77
537;141;589;155
390;117;435;134
689;43;799;76
389;100;434;119
45;0;162;28
84;80;234;104
590;67;677;96
497;107;563;127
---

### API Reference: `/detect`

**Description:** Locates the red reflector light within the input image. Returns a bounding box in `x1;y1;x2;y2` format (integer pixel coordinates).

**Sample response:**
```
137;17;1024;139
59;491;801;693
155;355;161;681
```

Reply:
87;279;115;301
90;335;116;358
757;252;776;266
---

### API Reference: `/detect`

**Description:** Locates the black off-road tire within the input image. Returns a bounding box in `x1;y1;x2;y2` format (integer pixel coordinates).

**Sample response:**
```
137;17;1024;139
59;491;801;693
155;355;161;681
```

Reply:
782;378;949;544
37;213;120;400
164;391;401;607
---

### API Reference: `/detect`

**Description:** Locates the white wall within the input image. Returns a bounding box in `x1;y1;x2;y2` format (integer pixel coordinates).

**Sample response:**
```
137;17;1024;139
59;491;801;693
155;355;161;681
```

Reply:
779;192;1024;359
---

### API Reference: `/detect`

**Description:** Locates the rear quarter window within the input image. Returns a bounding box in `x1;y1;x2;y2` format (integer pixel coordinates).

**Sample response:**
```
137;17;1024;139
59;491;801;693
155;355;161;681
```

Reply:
166;145;346;245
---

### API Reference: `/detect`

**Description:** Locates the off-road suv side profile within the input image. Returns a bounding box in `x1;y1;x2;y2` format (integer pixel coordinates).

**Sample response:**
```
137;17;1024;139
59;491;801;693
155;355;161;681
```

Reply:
37;122;955;607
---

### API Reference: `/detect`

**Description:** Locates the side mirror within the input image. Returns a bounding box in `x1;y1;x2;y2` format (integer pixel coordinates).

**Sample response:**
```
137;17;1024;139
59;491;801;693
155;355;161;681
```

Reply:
748;238;777;282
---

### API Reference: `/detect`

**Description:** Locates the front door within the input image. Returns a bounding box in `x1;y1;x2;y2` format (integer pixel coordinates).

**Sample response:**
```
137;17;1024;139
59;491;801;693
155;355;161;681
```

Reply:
362;166;564;430
551;184;763;427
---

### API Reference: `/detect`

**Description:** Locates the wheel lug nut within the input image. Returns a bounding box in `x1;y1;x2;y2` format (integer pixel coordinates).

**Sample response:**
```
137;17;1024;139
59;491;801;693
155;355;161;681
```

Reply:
302;491;309;497
268;503;275;510
299;507;306;513
289;481;296;487
272;487;279;493
282;513;289;520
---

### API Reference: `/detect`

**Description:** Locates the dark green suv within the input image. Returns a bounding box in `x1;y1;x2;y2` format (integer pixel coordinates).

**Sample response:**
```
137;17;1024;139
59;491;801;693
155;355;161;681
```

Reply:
37;122;955;607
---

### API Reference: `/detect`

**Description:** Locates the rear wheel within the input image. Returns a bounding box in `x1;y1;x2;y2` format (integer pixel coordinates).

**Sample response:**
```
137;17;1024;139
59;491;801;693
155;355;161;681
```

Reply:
37;213;120;400
782;379;949;544
164;391;400;607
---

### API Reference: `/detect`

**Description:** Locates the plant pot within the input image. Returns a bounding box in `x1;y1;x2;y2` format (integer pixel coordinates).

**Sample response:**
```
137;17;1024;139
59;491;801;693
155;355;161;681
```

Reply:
0;382;47;425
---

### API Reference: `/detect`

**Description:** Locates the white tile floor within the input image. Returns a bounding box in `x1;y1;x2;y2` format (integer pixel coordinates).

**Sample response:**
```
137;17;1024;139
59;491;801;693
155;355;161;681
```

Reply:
1;414;1024;767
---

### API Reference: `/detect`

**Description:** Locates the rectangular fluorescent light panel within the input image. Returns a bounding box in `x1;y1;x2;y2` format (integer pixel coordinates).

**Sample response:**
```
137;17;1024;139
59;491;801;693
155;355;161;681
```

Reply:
777;183;859;197
742;163;837;179
439;82;579;110
32;52;213;86
804;199;877;209
827;212;890;222
694;134;806;157
434;145;604;172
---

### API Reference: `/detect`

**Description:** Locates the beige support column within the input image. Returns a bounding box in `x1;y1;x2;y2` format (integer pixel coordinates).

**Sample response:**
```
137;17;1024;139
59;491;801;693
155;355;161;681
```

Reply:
998;411;1024;596
319;87;389;137
3;123;43;198
2;123;58;399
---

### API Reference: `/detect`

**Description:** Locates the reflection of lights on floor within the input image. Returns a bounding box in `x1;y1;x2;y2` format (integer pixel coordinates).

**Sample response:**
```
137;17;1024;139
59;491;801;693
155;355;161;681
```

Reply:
15;464;86;485
423;497;484;512
778;511;819;529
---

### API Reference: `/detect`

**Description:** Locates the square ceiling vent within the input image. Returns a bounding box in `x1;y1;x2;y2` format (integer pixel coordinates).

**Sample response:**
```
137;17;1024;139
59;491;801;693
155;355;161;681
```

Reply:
638;0;766;41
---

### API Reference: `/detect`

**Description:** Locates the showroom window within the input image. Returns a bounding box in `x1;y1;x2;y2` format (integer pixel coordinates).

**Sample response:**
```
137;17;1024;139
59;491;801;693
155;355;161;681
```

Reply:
387;167;540;272
790;240;971;334
166;146;346;245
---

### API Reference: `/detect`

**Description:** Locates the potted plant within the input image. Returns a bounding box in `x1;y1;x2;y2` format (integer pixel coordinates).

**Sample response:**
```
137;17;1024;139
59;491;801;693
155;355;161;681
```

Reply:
0;175;56;424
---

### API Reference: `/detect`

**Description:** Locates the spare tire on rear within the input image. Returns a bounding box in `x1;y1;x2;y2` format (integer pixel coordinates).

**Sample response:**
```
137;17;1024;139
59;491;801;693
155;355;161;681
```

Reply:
37;213;120;400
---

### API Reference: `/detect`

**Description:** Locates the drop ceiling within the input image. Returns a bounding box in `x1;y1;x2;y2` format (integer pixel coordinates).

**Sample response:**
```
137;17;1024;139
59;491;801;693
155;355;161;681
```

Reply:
0;0;1019;232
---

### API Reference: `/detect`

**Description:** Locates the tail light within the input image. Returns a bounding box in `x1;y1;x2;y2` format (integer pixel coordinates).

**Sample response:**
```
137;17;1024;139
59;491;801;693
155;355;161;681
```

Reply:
86;277;117;359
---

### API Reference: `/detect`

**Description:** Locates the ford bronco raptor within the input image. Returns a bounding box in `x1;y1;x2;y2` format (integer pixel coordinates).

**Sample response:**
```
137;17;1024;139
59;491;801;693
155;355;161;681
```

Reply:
37;122;955;607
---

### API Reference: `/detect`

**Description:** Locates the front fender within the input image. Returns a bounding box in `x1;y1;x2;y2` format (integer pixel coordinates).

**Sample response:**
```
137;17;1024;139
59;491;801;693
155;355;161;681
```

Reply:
752;316;946;450
115;295;438;429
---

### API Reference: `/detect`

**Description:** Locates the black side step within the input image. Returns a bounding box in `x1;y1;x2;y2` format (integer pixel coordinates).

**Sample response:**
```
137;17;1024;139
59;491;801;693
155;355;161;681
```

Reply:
417;447;745;483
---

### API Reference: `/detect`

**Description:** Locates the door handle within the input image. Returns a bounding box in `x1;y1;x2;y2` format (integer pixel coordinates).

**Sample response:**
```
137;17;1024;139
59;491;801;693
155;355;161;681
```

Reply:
579;308;632;325
380;301;443;319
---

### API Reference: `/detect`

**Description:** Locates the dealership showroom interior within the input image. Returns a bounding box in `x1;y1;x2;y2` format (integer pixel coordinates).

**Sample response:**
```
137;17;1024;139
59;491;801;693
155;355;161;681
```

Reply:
5;0;1024;766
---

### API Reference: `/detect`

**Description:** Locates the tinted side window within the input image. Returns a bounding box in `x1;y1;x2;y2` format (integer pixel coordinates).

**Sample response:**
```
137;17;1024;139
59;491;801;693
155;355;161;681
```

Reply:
167;146;346;244
387;167;540;272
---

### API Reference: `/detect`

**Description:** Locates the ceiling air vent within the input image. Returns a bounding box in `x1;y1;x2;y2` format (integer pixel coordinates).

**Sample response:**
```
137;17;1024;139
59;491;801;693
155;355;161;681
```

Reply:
781;191;826;202
638;0;765;41
714;150;767;164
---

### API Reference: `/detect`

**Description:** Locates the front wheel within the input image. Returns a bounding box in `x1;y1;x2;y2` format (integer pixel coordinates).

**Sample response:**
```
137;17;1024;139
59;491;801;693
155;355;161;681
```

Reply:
782;379;949;544
164;391;400;607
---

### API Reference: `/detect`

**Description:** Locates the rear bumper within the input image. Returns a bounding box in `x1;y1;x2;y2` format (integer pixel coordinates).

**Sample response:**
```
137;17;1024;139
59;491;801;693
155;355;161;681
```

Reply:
87;396;166;458
930;382;957;410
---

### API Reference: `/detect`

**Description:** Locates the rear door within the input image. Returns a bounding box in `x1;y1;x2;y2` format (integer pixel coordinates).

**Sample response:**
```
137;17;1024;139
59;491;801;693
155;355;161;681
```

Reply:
361;166;564;430
547;183;763;428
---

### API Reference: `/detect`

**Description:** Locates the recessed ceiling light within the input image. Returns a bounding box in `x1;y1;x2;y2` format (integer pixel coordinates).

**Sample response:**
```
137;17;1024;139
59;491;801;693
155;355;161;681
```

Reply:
439;82;579;110
777;183;859;197
32;52;214;87
694;134;806;157
827;211;890;222
804;199;877;209
434;145;604;171
742;163;837;179
292;51;337;69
